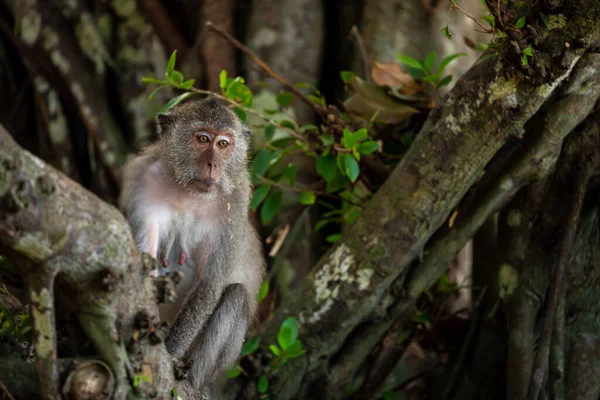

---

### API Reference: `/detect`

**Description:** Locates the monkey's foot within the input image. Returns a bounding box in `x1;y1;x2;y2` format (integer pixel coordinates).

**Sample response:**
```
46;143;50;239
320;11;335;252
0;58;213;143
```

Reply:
162;258;169;268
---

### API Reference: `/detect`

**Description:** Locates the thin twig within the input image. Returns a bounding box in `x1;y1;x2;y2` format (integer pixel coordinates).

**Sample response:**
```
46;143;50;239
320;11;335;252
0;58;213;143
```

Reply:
187;87;309;143
349;26;371;81
205;21;326;118
0;382;16;400
450;1;494;33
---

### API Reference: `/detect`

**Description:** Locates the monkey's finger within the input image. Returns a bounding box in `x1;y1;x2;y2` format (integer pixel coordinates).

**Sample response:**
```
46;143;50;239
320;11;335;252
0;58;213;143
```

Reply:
158;236;176;268
178;250;188;266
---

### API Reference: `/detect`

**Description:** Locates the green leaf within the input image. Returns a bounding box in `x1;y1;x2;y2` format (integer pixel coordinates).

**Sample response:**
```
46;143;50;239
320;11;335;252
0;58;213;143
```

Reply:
515;16;526;29
133;374;151;387
396;54;424;70
341;128;356;149
278;326;293;350
169;70;184;84
300;124;319;132
269;345;281;357
252;149;274;177
314;218;337;232
242;336;261;356
481;15;495;27
142;77;168;85
423;50;436;72
340;70;357;83
180;78;195;89
219;70;228;90
308;94;325;105
411;311;431;323
539;12;549;26
233;107;247;122
316;155;338;182
480;0;489;10
276;92;294;107
226;365;242;378
299;191;315;205
354;128;368;143
148;85;167;100
336;152;346;175
436;75;453;88
522;54;528;66
258;280;269;302
251;185;271;211
285;340;306;358
326;175;349;193
522;45;533;56
280;120;296;129
357;140;378;154
261;190;283;224
282;163;296;186
438;53;467;74
280;317;299;345
167;50;177;75
382;390;401;400
437;272;458;292
159;92;195;114
264;124;276;140
225;81;253;107
258;375;269;393
441;24;451;39
344;207;361;225
326;233;341;243
344;154;360;183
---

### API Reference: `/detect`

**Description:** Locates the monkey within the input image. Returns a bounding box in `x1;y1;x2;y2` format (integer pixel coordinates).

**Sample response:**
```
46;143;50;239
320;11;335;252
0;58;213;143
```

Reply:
118;95;265;396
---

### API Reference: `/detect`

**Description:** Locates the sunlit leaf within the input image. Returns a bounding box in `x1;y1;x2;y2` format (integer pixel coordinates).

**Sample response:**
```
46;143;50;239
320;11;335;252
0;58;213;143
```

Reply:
441;25;451;39
344;154;360;182
167;50;177;75
340;70;357;83
396;54;424;70
438;53;467;74
258;280;269;302
299;191;315;205
159;92;195;114
357;140;379;154
423;50;436;72
515;16;526;29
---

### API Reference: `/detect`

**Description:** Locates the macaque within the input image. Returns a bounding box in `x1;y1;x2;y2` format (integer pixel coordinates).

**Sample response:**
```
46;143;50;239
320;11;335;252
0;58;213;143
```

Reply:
119;96;265;394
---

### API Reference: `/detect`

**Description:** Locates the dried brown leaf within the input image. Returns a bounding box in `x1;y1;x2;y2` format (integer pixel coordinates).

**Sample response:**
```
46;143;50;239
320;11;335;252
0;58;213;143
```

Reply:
371;61;423;95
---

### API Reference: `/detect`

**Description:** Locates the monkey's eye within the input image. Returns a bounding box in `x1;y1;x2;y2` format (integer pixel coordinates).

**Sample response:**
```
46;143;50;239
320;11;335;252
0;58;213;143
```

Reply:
217;140;229;148
197;134;209;144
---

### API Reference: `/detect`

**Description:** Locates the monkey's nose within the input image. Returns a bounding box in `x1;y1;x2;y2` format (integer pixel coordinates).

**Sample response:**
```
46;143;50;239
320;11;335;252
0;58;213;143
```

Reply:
208;162;217;168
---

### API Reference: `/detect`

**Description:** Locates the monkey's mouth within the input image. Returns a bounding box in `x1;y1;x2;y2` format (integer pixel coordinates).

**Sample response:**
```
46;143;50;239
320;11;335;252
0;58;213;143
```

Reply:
190;178;216;192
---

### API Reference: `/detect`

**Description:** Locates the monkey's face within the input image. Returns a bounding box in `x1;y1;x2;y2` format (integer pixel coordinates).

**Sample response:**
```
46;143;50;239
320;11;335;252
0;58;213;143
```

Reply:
158;96;251;195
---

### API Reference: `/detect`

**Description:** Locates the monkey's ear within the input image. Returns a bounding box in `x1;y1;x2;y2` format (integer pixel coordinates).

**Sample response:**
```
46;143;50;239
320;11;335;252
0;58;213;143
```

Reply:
156;113;175;136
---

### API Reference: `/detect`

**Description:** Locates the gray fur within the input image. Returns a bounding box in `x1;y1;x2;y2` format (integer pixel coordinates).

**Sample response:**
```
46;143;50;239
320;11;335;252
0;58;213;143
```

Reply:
119;96;266;397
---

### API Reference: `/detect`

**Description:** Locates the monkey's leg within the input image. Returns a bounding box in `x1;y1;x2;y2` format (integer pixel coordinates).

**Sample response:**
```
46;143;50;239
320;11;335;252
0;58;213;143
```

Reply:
76;296;132;400
187;283;248;390
26;270;60;400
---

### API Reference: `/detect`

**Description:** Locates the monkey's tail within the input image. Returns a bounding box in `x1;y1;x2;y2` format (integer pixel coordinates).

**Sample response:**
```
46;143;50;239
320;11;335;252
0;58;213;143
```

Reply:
188;283;248;391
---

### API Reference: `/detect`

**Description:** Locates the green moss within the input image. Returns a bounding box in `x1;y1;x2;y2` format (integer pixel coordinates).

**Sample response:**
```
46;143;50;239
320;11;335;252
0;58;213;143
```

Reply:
547;14;567;30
